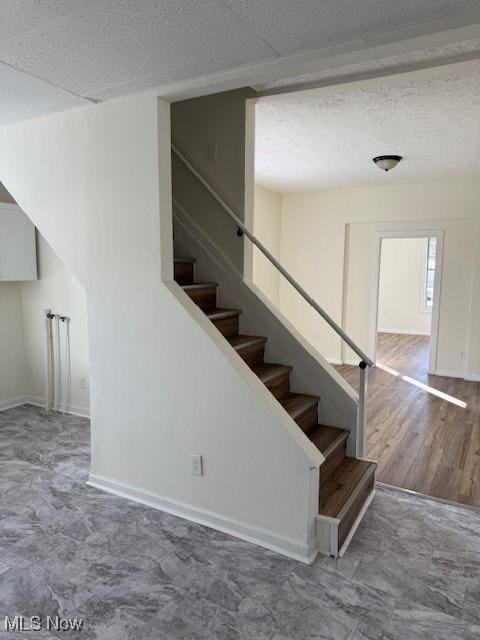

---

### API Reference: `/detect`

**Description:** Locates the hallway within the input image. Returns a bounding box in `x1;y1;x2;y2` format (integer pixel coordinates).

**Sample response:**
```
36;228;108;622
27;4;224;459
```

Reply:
1;404;480;639
337;333;480;507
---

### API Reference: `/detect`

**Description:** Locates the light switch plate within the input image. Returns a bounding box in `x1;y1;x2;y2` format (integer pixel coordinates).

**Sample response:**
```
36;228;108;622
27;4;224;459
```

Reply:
190;453;203;476
207;143;217;161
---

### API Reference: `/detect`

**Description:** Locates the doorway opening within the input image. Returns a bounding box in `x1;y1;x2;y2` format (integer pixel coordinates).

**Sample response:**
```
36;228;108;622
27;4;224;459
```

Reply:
371;231;443;381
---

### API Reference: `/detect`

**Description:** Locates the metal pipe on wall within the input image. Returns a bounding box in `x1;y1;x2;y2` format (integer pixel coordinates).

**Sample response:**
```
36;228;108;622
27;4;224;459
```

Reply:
53;314;61;411
44;309;54;411
61;317;71;413
44;310;71;413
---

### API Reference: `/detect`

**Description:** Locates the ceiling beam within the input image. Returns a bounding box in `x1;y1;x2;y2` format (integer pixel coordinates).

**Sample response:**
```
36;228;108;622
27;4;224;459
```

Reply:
150;10;480;102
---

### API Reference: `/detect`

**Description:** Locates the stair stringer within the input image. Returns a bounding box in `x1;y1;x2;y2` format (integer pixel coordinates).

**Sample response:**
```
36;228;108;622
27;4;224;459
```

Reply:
165;278;323;561
316;488;376;557
174;209;360;456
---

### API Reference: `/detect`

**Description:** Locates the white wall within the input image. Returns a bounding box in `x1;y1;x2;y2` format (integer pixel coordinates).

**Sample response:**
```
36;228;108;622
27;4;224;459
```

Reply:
254;179;479;378
0;199;89;412
0;93;319;561
20;234;89;413
378;237;431;335
0;187;26;406
346;216;475;376
253;185;282;305
0;283;26;407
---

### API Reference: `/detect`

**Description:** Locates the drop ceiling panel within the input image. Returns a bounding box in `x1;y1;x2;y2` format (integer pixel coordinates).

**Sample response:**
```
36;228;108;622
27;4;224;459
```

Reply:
255;63;480;192
0;0;274;97
1;2;480;126
0;62;85;125
222;0;480;55
0;0;94;41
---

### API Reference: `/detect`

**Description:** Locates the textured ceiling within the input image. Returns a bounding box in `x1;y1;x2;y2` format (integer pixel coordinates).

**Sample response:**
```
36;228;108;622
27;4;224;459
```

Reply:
223;0;480;55
1;0;480;125
257;38;480;92
255;62;480;192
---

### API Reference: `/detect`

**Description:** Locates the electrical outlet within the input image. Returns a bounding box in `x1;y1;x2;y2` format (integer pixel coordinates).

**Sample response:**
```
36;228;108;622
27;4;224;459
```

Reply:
190;454;203;476
460;352;466;360
79;377;88;390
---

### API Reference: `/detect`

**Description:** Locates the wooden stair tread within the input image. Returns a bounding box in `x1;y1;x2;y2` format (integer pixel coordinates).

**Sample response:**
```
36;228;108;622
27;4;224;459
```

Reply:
227;334;267;350
308;425;348;457
227;334;267;366
205;308;242;320
182;282;218;290
252;362;292;384
280;392;318;419
319;458;376;518
171;251;376;552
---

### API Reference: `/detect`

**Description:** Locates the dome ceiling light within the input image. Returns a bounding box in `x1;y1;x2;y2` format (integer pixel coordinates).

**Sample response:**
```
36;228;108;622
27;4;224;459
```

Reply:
372;155;402;172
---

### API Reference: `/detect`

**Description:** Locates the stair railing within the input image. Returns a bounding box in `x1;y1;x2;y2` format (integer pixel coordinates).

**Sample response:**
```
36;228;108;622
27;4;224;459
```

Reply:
172;143;374;457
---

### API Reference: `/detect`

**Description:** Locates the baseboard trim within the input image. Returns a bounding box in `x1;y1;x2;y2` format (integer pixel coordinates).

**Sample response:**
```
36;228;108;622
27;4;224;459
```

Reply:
26;395;90;418
0;395;90;418
433;370;480;382
465;373;480;382
328;364;479;381
433;369;467;380
88;473;317;564
326;358;343;366
0;396;30;411
377;329;430;336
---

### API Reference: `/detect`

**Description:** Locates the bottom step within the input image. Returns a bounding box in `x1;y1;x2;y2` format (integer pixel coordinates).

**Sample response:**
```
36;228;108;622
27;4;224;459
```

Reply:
316;458;376;557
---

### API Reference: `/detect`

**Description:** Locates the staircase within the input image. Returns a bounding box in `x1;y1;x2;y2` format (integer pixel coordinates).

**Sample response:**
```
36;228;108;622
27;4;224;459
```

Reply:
174;256;376;556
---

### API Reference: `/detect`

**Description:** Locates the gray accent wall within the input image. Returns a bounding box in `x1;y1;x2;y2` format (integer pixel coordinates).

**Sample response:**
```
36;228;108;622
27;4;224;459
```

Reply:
171;88;255;273
0;181;16;204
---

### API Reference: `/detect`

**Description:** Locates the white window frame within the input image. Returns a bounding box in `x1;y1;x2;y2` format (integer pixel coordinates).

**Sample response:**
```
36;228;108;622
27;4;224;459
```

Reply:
420;237;436;313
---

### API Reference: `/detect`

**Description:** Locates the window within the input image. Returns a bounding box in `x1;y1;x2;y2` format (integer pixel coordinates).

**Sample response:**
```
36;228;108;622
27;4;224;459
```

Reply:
423;237;437;309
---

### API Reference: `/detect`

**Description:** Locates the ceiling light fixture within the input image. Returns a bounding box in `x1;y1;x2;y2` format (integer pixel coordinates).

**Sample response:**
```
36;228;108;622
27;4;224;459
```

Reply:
372;155;402;172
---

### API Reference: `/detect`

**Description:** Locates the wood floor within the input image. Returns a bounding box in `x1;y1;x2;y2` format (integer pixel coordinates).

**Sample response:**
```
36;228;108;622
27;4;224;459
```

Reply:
336;332;480;508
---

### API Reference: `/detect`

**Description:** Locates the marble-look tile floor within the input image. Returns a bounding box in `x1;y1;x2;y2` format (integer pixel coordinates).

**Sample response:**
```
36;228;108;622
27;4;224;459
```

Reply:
1;405;479;640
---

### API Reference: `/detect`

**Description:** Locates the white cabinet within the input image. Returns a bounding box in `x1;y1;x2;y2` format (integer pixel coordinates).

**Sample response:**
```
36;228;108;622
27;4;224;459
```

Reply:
0;204;37;281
